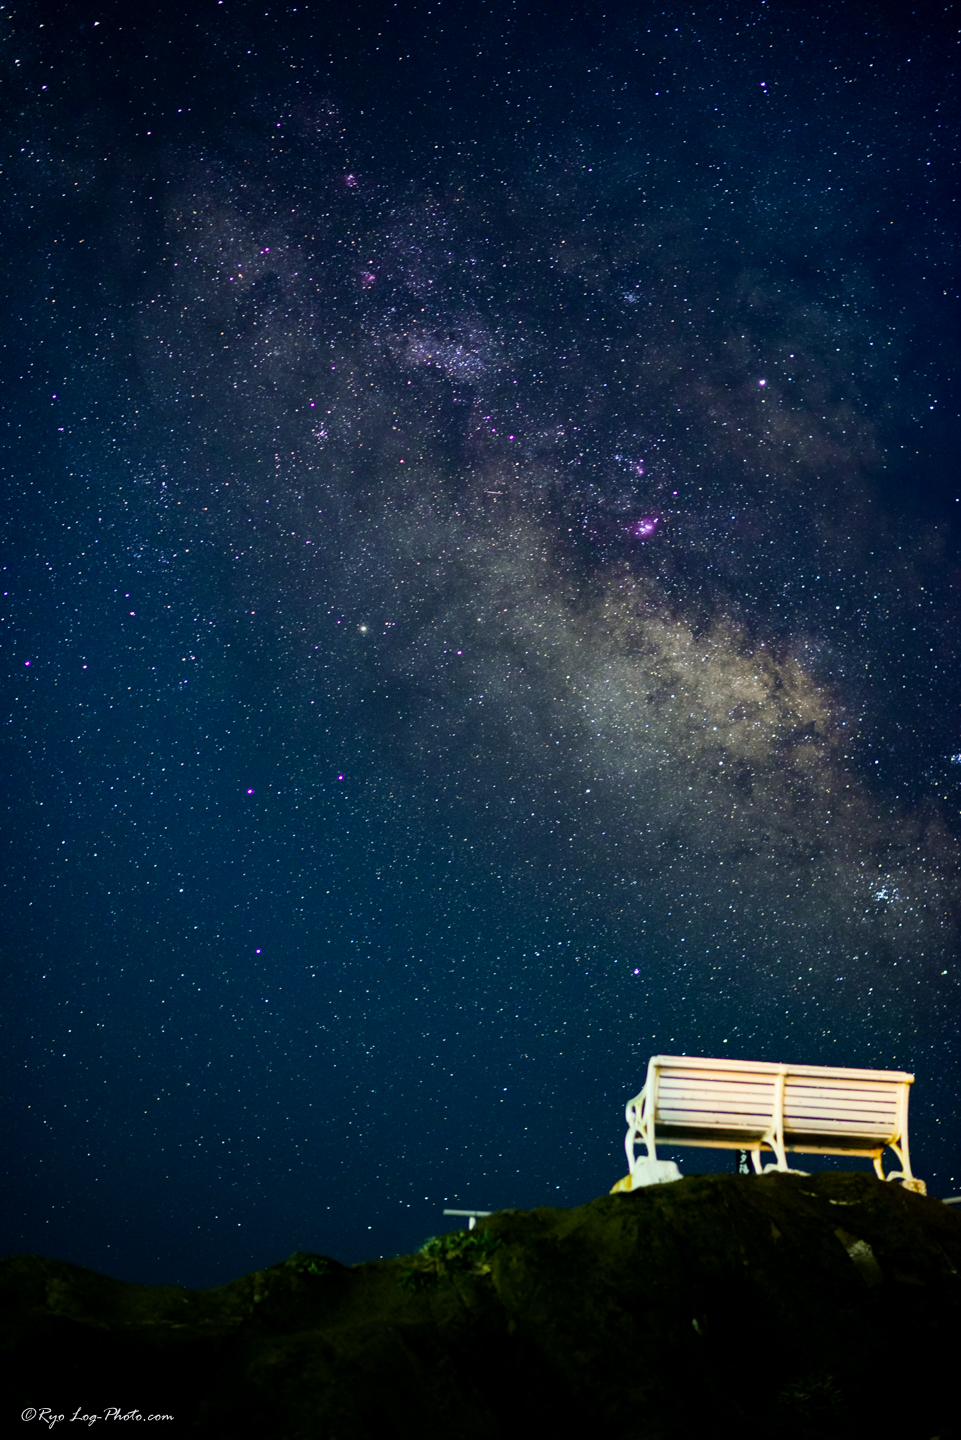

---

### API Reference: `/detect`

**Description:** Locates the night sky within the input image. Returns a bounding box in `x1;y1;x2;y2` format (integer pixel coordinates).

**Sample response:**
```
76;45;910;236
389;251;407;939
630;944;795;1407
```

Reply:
3;0;960;1288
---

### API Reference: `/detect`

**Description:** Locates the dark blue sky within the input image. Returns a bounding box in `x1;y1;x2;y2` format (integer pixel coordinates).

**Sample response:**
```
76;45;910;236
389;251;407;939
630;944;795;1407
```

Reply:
2;0;960;1287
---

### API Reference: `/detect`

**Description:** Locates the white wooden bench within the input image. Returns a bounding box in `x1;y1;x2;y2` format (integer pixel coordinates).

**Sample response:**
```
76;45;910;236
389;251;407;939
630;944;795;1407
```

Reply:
615;1054;925;1194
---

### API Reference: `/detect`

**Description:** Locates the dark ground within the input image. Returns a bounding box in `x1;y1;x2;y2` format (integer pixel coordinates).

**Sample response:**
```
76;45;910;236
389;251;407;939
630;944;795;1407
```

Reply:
4;1171;960;1439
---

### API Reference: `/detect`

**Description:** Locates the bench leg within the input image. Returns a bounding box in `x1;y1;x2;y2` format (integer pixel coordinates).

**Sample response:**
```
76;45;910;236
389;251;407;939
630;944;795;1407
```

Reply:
879;1141;926;1193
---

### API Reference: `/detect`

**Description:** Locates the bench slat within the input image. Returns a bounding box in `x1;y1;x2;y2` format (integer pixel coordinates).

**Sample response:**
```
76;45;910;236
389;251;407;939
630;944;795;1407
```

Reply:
647;1055;914;1083
656;1097;900;1121
655;1101;899;1120
657;1073;901;1095
658;1085;900;1107
656;1079;900;1107
654;1113;896;1136
657;1114;775;1129
656;1081;773;1092
784;1105;898;1123
786;1118;897;1134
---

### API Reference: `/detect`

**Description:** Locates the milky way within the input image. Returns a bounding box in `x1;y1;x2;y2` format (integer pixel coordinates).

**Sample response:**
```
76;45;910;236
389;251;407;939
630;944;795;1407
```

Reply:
3;1;959;1282
134;126;958;1000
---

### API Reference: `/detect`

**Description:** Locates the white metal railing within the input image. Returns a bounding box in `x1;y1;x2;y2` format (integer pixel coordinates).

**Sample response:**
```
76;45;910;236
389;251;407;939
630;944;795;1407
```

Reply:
443;1207;492;1231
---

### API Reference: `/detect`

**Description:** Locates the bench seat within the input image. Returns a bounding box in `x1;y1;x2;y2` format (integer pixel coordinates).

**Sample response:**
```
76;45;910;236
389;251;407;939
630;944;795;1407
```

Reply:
620;1055;924;1191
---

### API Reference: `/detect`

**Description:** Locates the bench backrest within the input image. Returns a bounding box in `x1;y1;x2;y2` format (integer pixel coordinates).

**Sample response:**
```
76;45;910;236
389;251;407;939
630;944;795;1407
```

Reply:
648;1055;912;1144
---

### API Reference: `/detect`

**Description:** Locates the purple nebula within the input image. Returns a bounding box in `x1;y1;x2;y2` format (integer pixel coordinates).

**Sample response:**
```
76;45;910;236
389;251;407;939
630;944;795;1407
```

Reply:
629;516;660;539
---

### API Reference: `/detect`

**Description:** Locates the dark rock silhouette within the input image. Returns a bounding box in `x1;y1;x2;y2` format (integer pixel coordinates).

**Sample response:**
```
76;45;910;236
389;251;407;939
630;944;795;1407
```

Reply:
4;1172;959;1438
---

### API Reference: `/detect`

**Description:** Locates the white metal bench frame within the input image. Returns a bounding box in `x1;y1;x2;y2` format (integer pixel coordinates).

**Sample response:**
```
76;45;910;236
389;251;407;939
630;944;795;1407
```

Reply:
624;1054;921;1187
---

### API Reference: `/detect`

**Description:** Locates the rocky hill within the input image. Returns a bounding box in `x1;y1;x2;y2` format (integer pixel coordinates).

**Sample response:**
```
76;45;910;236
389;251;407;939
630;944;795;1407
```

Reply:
4;1171;959;1438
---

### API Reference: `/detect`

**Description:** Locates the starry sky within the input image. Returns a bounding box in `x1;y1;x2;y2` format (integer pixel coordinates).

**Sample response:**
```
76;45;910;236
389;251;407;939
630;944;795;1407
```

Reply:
2;0;960;1287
